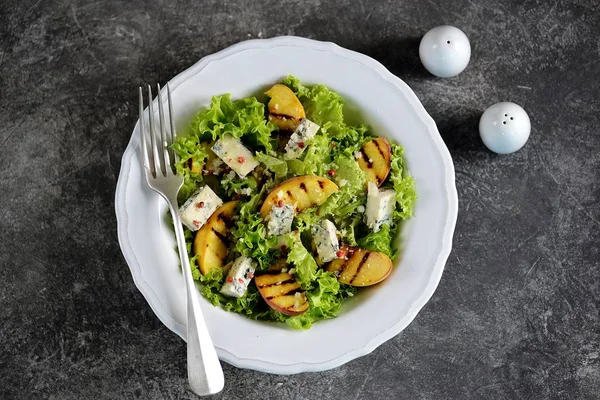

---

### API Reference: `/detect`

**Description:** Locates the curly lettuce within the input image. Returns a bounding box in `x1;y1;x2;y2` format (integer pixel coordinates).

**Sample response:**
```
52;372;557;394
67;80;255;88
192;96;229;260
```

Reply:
255;152;288;180
220;174;258;198
357;223;394;259
231;190;277;271
286;271;356;330
170;142;210;203
319;153;366;221
388;143;417;220
189;95;275;150
284;232;319;289
286;134;332;177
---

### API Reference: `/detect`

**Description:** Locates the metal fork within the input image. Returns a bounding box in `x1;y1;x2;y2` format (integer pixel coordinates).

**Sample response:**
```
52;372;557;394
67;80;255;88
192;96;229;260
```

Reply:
138;84;224;396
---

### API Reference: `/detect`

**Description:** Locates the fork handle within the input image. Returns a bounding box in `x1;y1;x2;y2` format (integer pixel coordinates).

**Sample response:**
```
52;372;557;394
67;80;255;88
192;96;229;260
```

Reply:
168;200;225;395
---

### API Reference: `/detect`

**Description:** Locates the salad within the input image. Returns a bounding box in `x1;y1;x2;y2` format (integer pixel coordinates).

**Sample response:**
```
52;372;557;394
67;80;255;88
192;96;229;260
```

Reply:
171;76;416;329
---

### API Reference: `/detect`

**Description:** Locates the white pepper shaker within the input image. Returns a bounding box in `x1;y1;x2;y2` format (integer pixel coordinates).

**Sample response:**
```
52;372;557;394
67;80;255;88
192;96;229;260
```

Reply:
479;102;531;154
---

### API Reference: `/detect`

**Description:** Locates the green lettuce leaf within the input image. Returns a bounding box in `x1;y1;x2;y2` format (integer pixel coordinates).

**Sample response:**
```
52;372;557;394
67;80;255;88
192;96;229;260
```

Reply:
388;143;417;220
286;134;332;177
294;208;320;234
357;223;395;258
255;152;288;179
333;154;366;193
170;141;210;203
284;232;318;289
220;174;258;198
188;94;275;151
285;270;357;330
319;153;366;220
329;124;373;154
231;191;277;271
335;215;362;247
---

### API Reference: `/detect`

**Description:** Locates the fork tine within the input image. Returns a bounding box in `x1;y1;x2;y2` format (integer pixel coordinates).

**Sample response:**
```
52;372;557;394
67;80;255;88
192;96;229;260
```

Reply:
167;83;178;164
147;85;161;177
139;87;149;172
157;83;170;176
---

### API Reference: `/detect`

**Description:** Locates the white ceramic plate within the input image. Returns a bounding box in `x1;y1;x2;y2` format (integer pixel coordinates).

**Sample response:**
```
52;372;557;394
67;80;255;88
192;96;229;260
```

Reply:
115;36;458;374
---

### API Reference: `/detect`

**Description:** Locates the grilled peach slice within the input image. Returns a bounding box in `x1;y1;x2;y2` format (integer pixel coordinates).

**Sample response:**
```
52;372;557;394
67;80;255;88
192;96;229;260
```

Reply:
259;176;338;218
325;248;392;287
265;84;305;131
193;201;238;275
255;271;309;316
186;158;203;174
357;137;392;187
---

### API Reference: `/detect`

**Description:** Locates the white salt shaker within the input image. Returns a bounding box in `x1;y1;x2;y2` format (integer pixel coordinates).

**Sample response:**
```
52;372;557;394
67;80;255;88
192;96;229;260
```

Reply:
419;25;471;78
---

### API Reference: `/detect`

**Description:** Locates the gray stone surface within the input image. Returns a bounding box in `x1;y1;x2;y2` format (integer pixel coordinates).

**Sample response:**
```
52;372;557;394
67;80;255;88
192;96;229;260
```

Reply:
1;0;599;398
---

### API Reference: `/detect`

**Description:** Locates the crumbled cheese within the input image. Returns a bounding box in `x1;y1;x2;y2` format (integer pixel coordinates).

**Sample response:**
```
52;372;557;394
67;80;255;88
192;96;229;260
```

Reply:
178;186;223;231
284;119;320;160
339;179;348;187
354;151;362;159
211;135;259;178
266;204;295;236
365;181;396;232
289;268;296;275
312;219;340;263
357;205;365;213
220;256;256;298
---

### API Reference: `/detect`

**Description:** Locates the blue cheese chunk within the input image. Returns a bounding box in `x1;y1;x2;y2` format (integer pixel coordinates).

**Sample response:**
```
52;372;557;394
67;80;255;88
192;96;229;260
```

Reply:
266;203;295;236
211;134;259;178
179;185;223;231
365;182;396;232
284;119;320;160
313;219;340;263
220;256;256;298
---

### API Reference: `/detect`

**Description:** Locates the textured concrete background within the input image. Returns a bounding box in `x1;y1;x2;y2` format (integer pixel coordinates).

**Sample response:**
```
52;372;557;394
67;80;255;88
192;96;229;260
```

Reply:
1;0;599;399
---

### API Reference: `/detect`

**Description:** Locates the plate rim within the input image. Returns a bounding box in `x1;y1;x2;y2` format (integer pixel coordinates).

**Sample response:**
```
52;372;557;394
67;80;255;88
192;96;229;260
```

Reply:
115;36;458;374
